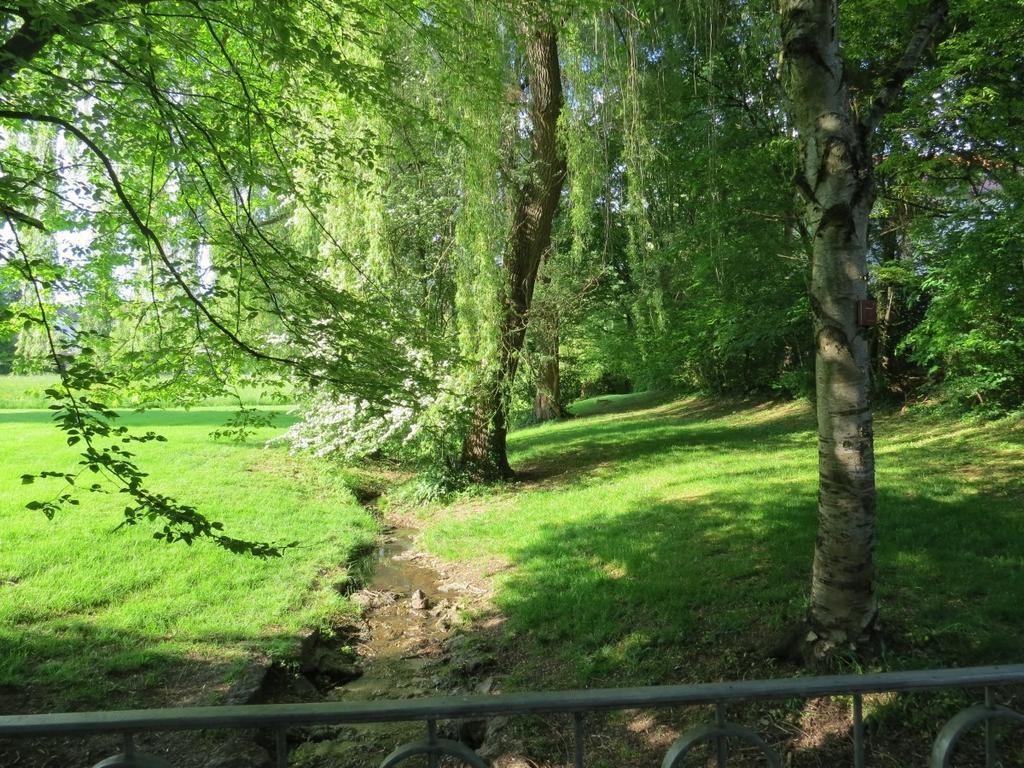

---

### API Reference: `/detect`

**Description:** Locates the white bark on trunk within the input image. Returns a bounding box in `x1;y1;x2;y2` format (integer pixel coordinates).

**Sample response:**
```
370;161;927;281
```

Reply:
780;0;947;653
781;0;879;648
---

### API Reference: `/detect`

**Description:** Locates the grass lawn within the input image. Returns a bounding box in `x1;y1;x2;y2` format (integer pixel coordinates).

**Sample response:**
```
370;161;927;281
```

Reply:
420;392;1024;689
0;374;287;409
412;393;1024;765
0;402;378;710
2;381;1021;762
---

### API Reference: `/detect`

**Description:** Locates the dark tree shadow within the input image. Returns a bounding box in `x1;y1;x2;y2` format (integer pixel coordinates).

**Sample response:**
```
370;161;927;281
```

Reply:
0;622;302;768
448;403;1024;766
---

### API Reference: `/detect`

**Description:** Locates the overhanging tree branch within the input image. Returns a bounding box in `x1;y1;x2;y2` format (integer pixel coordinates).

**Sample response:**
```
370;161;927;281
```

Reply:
0;0;152;82
860;0;949;133
3;212;284;557
0;200;45;230
0;108;305;372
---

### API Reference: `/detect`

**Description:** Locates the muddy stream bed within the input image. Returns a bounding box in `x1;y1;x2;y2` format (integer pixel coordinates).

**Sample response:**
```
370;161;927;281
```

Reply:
0;527;503;768
256;526;500;768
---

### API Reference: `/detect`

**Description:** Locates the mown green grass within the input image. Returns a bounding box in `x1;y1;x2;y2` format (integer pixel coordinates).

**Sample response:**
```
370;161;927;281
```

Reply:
0;375;56;409
0;374;287;409
421;393;1024;688
0;403;377;709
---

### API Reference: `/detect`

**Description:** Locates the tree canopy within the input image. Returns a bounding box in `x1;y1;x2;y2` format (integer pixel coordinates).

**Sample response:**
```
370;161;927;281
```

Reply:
0;0;1021;649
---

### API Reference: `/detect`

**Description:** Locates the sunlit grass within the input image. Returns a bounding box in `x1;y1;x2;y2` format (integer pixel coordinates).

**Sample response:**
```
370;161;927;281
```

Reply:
0;374;288;409
421;393;1024;688
0;404;377;708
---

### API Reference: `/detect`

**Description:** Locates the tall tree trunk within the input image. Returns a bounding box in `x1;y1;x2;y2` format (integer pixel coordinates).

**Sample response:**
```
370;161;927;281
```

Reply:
779;0;947;654
462;17;567;479
533;318;564;422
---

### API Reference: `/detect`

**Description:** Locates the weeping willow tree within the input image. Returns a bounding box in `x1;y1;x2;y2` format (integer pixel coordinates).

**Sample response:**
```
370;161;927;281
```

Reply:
460;7;568;478
519;9;621;408
0;1;452;552
204;2;573;482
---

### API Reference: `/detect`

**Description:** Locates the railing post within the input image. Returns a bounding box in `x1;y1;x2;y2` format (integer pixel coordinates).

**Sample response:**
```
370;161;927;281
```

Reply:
427;719;438;768
715;702;727;768
853;694;865;768
123;733;135;760
984;687;996;768
573;712;584;768
275;728;288;768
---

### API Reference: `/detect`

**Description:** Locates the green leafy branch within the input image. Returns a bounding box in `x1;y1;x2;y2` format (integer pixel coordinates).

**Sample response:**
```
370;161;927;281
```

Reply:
211;404;277;444
4;218;288;557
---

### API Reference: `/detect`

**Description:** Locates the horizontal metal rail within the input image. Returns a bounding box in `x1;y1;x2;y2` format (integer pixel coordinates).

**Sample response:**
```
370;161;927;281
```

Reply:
2;664;1022;768
2;664;1022;736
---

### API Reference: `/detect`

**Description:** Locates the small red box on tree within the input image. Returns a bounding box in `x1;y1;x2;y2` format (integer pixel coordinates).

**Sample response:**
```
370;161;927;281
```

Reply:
857;298;878;327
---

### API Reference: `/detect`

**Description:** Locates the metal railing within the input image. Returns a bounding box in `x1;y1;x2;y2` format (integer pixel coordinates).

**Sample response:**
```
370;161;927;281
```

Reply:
1;664;1023;768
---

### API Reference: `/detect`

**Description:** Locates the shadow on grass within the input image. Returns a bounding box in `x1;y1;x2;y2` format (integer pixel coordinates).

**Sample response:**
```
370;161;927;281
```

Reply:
0;620;299;714
450;402;1024;765
0;621;296;768
496;431;1024;682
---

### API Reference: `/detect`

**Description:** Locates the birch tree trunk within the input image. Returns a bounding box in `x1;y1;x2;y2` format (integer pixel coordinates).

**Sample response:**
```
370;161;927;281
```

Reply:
779;0;947;653
462;17;566;478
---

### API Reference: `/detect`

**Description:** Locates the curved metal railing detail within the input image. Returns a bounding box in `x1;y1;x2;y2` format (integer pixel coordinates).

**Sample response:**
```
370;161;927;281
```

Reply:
379;719;490;768
90;733;174;768
93;753;173;768
0;664;1018;768
380;738;490;768
92;753;174;768
930;698;1024;768
662;722;782;768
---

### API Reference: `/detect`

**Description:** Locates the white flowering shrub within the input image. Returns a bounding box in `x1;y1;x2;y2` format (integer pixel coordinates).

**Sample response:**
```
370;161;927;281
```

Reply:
277;392;420;461
275;368;475;478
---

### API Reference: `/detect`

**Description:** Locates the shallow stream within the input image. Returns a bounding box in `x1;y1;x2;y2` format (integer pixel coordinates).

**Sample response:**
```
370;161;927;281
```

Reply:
334;527;460;701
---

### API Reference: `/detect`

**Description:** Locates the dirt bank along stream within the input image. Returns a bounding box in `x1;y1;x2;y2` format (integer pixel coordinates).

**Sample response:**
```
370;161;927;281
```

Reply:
261;526;500;768
0;525;501;768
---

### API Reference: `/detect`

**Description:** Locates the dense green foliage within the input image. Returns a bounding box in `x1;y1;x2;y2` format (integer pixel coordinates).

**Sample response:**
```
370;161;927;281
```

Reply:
0;0;1020;520
542;0;1022;409
1;6;1022;752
